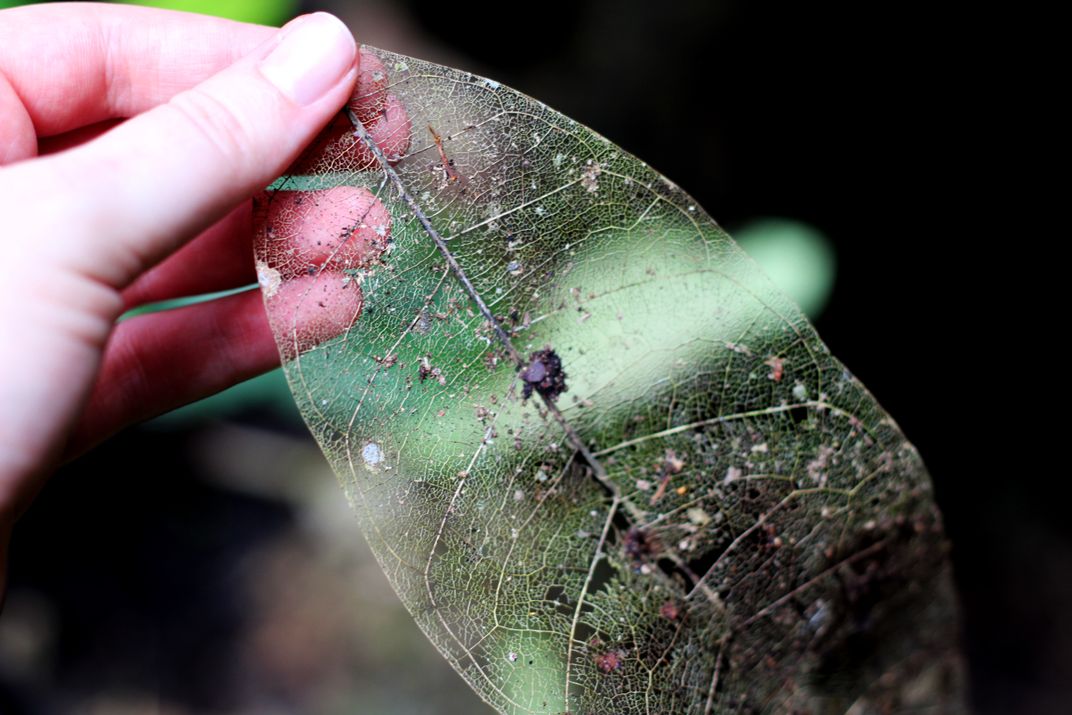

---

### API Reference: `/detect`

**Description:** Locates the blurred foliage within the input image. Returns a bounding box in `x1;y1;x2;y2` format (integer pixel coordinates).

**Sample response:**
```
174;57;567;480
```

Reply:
121;0;297;26
0;0;297;25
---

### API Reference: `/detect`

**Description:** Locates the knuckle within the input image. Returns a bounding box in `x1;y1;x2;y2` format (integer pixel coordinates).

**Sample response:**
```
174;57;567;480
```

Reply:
107;329;153;411
166;88;256;170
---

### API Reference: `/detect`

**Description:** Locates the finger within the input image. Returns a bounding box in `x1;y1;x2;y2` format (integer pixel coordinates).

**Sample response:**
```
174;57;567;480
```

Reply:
32;45;395;160
0;4;275;163
289;92;412;175
256;186;392;278
264;271;364;361
121;203;255;309
65;288;278;459
0;11;359;294
0;68;34;163
37;119;124;157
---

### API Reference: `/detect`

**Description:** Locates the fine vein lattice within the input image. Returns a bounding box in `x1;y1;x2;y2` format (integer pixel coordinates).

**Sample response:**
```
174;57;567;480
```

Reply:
253;47;966;714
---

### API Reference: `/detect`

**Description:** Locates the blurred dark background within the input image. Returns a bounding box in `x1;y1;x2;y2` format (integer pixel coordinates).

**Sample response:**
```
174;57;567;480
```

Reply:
0;0;1050;713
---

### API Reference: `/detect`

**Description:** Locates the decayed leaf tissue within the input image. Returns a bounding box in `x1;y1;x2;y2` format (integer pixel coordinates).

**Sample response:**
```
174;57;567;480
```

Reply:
254;47;967;714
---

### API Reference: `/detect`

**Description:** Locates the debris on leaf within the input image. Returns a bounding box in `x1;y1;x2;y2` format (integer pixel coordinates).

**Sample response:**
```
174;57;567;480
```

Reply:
687;507;712;526
659;601;680;621
764;355;785;382
594;650;622;673
520;348;567;402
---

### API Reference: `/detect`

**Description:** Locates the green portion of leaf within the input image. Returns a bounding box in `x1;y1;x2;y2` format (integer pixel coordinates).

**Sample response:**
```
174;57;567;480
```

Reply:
255;49;965;714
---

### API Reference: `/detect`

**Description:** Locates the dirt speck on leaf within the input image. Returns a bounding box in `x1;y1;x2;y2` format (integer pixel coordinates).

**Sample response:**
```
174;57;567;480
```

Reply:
594;650;622;673
581;161;602;193
362;442;384;466
764;355;785;382
256;261;282;298
520;348;567;402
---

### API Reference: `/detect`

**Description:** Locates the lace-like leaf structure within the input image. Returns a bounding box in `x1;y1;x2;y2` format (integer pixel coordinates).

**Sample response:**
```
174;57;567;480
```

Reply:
254;48;966;714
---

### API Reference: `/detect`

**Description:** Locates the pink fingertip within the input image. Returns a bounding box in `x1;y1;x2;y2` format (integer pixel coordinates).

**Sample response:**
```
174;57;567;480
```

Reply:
368;93;412;162
255;187;391;279
263;271;363;360
286;90;412;174
350;47;388;125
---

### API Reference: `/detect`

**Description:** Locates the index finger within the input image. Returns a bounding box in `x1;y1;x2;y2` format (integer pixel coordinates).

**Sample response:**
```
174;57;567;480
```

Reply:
0;3;276;162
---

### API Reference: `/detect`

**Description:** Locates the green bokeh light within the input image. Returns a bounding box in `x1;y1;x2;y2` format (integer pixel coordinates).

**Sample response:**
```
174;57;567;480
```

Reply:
733;218;837;319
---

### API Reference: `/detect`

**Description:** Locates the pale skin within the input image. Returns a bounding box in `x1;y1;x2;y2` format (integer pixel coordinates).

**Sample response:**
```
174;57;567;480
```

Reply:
0;3;368;589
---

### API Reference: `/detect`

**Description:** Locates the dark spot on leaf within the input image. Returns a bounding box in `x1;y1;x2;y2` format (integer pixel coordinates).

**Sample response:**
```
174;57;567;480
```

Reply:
520;348;567;401
622;526;660;569
417;355;445;385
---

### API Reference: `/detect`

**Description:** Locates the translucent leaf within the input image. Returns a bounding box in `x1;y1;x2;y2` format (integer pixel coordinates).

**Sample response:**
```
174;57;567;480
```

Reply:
253;47;967;714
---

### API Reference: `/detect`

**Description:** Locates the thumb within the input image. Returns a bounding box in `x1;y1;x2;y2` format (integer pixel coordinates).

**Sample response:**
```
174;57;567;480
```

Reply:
5;12;358;290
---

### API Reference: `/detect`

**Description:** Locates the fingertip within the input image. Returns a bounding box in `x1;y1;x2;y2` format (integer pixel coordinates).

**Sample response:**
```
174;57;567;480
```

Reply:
286;91;413;175
351;47;388;124
256;186;390;277
38;13;361;289
68;288;280;457
120;203;255;309
263;271;363;360
257;12;357;107
369;93;412;162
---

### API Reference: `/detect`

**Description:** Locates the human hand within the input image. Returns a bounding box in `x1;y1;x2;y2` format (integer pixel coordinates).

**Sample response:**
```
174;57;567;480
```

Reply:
0;3;363;566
